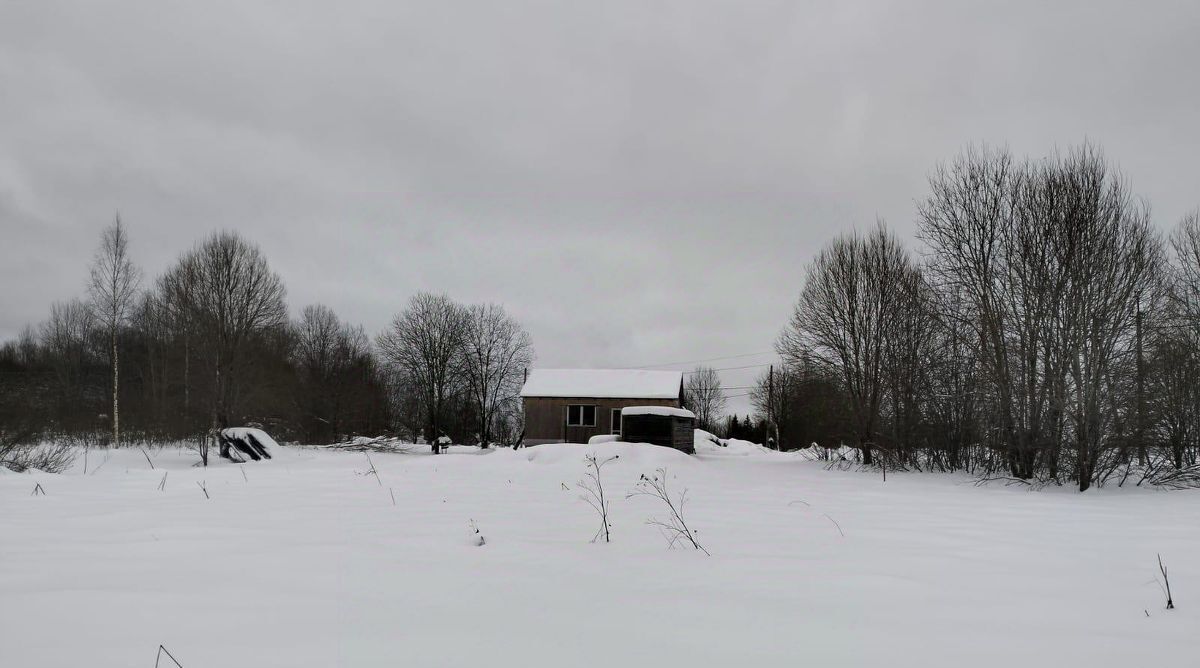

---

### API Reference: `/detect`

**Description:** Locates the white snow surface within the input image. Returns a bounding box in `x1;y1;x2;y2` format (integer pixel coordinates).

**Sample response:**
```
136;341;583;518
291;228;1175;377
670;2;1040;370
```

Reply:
621;405;696;418
520;368;683;399
2;441;1198;667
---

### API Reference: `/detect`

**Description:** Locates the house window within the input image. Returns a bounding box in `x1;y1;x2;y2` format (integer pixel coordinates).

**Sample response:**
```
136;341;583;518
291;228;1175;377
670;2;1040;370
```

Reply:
566;404;597;427
611;409;622;434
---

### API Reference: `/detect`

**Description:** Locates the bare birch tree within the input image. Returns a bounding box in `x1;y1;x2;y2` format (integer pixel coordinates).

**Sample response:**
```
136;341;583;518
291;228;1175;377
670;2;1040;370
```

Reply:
87;215;142;447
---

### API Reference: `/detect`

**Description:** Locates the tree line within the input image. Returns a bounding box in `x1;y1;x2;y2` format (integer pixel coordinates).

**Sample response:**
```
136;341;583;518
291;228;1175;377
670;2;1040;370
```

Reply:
0;224;533;467
754;143;1200;490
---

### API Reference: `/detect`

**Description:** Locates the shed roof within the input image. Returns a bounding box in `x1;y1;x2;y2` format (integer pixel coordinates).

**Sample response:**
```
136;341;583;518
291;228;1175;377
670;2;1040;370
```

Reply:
622;405;696;419
520;368;683;399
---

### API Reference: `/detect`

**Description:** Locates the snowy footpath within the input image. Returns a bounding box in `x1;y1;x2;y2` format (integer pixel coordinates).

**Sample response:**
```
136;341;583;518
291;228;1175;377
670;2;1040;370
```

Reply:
2;437;1197;667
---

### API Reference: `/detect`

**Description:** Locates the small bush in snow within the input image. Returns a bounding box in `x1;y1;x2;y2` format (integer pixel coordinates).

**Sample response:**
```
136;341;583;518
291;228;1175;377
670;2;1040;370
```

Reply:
579;453;618;543
0;440;76;474
628;468;709;556
1158;554;1175;610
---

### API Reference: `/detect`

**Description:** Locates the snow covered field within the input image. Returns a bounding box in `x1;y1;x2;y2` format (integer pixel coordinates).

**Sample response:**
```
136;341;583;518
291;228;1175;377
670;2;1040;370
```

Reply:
2;438;1197;667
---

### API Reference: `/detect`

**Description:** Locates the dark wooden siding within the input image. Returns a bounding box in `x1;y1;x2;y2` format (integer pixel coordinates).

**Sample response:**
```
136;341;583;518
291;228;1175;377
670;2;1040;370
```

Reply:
620;413;696;453
523;396;680;444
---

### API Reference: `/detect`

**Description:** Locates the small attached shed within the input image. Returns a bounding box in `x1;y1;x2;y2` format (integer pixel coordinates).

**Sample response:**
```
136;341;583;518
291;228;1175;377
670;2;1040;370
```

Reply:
620;406;696;454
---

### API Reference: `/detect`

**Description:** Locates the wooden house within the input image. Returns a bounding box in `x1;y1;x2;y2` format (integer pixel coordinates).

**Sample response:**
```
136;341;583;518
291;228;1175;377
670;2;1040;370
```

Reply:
520;369;684;445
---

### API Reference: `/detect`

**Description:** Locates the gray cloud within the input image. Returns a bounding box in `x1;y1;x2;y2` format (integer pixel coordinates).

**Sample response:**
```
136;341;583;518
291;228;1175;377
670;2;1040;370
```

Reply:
3;0;1199;411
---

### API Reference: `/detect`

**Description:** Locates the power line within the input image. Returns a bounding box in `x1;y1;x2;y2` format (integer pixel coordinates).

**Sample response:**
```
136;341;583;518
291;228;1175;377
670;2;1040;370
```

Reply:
683;363;772;375
623;350;775;370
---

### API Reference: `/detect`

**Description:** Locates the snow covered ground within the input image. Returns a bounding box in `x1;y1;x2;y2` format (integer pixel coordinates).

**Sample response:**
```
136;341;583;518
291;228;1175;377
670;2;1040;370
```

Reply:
2;437;1197;667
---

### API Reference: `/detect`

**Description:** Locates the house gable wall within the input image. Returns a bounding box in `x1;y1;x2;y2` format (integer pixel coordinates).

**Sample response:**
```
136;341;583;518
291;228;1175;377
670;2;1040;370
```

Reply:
523;396;681;444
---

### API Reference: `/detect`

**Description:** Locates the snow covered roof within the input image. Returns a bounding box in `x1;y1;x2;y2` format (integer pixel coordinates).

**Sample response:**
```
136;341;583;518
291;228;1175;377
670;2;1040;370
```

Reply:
520;368;683;399
621;406;696;419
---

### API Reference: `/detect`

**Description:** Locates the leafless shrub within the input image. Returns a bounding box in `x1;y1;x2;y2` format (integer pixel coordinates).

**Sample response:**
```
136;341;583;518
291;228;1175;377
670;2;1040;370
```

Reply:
356;454;382;485
0;440;77;473
628;468;709;555
1157;554;1175;610
579;453;617;543
1146;463;1200;490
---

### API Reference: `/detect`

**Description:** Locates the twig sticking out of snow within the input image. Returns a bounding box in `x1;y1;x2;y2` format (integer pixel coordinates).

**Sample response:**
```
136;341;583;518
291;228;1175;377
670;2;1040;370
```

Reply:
157;472;168;491
356;455;382;486
196;480;209;500
579;454;617;543
140;448;155;470
824;514;845;537
1158;554;1175;610
628;468;709;556
389;487;396;506
469;519;486;546
31;482;45;496
155;644;185;668
90;454;108;475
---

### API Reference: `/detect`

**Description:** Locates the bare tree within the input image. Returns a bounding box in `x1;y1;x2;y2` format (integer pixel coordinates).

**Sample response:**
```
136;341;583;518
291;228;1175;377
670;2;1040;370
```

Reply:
683;366;726;433
377;293;466;453
458;303;534;447
920;144;1161;489
292;304;377;442
39;299;100;434
159;231;287;460
780;223;918;465
87;215;142;448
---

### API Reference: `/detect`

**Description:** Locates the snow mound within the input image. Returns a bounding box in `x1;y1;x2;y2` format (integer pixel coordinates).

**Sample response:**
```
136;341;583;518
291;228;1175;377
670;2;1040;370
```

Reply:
588;434;619;444
522;441;695;469
693;429;724;452
692;429;781;457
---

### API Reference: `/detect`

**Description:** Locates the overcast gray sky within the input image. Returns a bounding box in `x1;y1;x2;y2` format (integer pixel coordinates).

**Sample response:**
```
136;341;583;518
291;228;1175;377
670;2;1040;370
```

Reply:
2;1;1199;413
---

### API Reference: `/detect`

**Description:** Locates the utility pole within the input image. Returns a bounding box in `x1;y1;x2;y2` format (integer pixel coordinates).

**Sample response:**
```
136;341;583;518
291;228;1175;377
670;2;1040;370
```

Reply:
1136;303;1146;465
768;364;777;450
